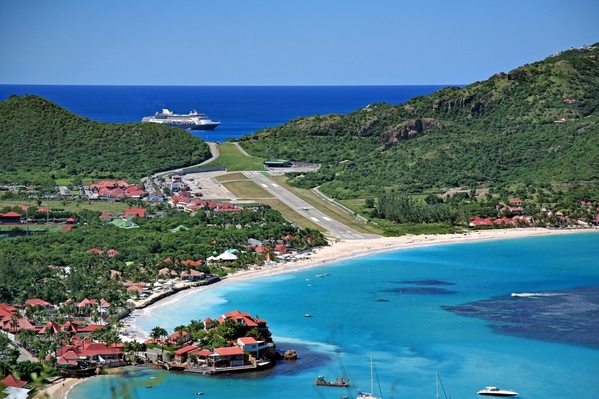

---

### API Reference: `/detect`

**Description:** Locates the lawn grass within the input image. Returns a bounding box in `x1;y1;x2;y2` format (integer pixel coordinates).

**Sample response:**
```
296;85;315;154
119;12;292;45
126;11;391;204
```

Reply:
215;172;249;182
204;143;265;171
0;225;66;233
269;176;383;235
0;199;129;214
222;181;274;199
54;178;72;186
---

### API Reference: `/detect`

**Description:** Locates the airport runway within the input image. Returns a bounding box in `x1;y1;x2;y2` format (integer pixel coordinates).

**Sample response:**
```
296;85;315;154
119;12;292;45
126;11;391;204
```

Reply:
242;171;379;240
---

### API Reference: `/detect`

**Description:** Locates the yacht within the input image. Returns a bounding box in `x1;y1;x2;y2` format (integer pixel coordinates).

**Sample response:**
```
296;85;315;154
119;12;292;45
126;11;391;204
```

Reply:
477;386;518;396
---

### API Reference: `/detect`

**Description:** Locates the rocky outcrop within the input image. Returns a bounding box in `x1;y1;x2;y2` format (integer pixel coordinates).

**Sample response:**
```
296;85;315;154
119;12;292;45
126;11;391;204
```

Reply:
433;94;474;111
283;350;297;360
507;67;530;81
381;118;439;150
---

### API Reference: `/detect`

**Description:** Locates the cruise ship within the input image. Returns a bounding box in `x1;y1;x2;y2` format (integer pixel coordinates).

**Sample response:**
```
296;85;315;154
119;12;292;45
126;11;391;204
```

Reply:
141;109;220;130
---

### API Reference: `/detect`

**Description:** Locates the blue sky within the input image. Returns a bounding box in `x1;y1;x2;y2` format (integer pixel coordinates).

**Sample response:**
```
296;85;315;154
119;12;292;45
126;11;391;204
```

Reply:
1;0;597;85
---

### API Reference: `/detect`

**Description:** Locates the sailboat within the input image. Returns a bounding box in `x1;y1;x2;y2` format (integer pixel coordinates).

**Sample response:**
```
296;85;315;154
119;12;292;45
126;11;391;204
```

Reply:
436;371;451;399
357;354;382;399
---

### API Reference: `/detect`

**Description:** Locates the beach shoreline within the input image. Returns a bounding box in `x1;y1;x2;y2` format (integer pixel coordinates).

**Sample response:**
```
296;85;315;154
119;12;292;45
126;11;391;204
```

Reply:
49;227;596;399
35;377;83;399
123;227;597;342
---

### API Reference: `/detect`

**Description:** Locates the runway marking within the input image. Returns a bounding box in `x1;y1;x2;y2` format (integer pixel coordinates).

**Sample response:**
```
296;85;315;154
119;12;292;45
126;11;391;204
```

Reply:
261;184;268;187
322;217;332;221
310;217;319;222
271;184;279;188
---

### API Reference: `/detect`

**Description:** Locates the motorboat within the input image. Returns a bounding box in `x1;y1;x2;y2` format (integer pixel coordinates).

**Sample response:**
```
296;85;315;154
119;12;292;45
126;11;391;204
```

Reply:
477;386;518;396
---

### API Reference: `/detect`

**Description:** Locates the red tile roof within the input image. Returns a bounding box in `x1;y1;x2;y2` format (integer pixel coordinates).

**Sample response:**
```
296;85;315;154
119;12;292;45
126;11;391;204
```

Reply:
1;374;27;388
214;347;244;356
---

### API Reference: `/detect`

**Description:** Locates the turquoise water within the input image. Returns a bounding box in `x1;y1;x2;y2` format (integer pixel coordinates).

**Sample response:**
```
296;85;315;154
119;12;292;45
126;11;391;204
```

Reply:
69;233;599;399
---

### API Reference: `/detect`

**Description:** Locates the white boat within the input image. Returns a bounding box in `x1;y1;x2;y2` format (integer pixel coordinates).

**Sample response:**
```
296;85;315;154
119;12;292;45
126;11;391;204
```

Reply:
141;109;220;130
357;354;382;399
477;386;518;396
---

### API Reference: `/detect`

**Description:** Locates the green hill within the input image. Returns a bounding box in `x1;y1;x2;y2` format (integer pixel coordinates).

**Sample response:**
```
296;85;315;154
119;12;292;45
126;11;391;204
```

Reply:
239;43;599;199
0;95;211;185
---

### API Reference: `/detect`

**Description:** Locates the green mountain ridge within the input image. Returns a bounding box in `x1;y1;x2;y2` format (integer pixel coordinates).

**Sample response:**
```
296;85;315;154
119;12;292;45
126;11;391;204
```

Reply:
238;43;599;198
0;95;211;185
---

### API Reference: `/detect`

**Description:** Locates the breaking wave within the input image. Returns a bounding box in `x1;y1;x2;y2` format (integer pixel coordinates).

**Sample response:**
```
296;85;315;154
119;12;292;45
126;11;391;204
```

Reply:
510;292;566;298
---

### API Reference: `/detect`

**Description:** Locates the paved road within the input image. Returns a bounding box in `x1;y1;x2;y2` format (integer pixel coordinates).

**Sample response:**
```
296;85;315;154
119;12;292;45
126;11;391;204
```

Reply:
242;171;379;240
142;142;220;193
231;142;250;156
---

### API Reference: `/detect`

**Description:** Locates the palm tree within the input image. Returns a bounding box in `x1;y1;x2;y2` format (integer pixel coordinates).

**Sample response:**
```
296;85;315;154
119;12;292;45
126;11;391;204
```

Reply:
9;313;19;334
60;301;76;321
16;329;36;350
150;326;168;358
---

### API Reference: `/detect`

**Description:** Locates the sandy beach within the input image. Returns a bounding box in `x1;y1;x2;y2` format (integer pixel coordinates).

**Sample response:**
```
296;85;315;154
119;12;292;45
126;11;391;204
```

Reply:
35;378;83;399
122;227;596;342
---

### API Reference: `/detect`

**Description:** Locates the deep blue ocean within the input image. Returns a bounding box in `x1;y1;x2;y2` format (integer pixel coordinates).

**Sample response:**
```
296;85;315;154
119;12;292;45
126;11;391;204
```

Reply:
69;233;599;399
0;85;446;142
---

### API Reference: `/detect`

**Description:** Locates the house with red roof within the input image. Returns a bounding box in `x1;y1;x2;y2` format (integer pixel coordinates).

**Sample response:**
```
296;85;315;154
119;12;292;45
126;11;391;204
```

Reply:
469;217;494;227
125;208;146;218
167;330;192;346
26;298;55;312
203;317;214;331
38;320;61;336
0;211;22;224
55;341;125;366
99;213;113;222
0;303;17;318
174;345;201;363
211;346;245;367
181;269;205;281
181;259;203;267
1;374;27;388
0;313;37;337
218;310;270;339
158;267;178;278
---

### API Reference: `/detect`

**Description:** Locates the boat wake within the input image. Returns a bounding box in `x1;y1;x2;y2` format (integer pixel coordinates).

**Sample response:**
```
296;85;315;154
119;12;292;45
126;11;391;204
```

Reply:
510;292;565;298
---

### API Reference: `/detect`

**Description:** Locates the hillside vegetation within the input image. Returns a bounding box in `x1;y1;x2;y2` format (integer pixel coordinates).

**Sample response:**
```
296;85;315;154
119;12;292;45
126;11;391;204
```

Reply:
0;95;211;186
238;43;599;199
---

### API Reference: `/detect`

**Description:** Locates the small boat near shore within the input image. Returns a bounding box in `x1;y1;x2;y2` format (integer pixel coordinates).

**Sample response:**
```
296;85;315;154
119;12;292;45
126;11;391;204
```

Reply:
315;375;350;387
477;386;518;396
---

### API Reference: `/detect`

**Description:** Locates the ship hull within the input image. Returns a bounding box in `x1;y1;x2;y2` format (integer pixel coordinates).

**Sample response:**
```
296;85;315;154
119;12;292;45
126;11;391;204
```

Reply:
158;122;220;131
